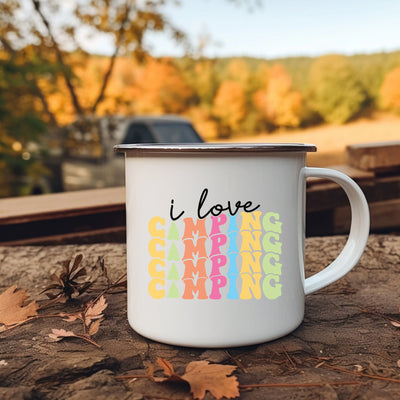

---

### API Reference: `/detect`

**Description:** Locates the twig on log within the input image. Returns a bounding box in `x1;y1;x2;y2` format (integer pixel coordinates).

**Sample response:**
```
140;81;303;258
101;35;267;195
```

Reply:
224;351;248;373
323;364;400;384
359;306;400;325
239;381;363;389
282;345;297;369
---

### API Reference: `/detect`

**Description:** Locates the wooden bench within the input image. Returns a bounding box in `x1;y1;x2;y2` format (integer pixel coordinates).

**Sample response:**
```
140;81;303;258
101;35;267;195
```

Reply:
0;187;126;245
306;141;400;235
0;141;399;244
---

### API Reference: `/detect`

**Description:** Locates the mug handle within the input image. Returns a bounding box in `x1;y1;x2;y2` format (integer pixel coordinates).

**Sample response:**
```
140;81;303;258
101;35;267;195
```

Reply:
302;167;370;295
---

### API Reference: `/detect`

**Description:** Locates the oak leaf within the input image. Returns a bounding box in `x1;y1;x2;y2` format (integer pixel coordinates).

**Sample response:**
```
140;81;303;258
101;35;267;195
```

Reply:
181;361;239;400
0;285;38;326
155;357;239;400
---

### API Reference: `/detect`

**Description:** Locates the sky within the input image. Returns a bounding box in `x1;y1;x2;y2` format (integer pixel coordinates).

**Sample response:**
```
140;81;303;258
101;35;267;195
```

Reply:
137;0;400;59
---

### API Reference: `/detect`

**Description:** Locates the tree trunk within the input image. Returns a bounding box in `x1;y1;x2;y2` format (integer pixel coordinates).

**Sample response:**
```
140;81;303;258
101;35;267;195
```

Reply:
32;0;84;116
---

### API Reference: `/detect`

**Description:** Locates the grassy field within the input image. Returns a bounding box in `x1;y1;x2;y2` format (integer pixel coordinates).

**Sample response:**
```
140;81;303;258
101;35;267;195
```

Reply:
221;113;400;167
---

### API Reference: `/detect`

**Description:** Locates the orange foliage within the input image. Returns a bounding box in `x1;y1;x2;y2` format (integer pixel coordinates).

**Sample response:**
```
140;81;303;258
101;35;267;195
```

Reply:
37;54;304;134
213;80;246;133
40;55;194;123
226;59;252;90
132;57;194;114
37;56;114;124
95;58;138;116
193;60;216;105
380;67;400;112
253;64;303;128
187;105;218;140
37;75;76;125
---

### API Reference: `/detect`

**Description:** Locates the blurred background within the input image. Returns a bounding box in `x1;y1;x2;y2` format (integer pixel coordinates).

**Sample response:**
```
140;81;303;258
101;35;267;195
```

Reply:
1;0;400;197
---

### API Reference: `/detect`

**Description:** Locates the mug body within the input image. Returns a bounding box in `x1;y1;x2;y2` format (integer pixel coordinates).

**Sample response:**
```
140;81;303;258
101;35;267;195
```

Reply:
118;144;316;347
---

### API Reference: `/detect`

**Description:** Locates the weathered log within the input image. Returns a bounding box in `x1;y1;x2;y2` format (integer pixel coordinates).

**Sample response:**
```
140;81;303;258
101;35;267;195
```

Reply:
1;235;400;399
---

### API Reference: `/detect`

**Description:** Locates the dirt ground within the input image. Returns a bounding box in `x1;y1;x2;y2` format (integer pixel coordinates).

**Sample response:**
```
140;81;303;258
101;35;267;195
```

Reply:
2;235;400;399
222;113;400;167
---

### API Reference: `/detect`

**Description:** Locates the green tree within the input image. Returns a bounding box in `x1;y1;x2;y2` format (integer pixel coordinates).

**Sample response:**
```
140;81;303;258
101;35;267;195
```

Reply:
0;59;48;197
308;55;369;124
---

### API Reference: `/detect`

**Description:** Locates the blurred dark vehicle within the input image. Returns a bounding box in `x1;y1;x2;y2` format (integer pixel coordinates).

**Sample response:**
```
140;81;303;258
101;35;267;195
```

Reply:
59;115;203;191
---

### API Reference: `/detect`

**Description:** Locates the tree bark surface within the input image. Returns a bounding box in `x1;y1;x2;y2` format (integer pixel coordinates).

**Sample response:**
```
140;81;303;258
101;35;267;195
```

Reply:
1;235;400;399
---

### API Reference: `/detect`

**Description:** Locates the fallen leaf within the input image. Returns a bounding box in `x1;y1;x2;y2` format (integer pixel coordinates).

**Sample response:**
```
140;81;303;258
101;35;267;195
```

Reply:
84;295;107;326
59;295;107;326
48;296;107;348
0;285;38;326
154;358;239;400
59;312;80;322
88;318;103;336
157;357;176;377
48;327;101;348
41;254;91;303
182;361;239;400
48;328;77;341
152;357;185;383
41;254;125;305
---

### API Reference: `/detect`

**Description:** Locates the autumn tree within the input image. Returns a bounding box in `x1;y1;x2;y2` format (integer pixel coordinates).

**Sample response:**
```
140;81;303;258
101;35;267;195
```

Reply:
131;56;194;114
308;55;369;124
213;80;246;137
1;0;258;123
0;0;190;125
253;64;303;129
379;66;400;113
226;59;253;93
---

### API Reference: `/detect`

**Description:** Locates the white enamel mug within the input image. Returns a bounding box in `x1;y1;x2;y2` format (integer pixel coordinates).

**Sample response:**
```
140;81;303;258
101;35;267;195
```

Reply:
115;143;370;348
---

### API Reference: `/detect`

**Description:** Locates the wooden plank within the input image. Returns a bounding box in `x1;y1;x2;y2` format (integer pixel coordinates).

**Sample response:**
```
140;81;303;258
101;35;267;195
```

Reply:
306;165;374;187
0;186;125;225
332;198;400;235
306;174;400;212
0;168;399;242
346;141;400;172
0;226;126;246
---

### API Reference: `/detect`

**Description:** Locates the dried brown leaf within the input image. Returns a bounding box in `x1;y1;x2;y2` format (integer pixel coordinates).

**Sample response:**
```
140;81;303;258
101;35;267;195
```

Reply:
70;254;83;274
72;267;87;281
48;328;77;341
153;358;239;400
59;312;81;322
88;318;103;336
84;295;107;326
41;254;91;302
157;357;175;377
182;361;239;400
48;327;101;348
52;298;105;341
0;285;38;326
